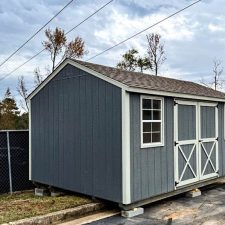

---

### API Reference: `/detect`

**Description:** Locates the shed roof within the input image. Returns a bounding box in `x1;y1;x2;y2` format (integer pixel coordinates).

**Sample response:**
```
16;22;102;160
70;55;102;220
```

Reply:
27;59;225;101
72;59;225;100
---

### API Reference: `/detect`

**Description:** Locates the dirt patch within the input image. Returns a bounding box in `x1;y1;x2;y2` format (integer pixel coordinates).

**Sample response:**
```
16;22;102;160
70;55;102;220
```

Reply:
163;208;198;221
0;191;92;224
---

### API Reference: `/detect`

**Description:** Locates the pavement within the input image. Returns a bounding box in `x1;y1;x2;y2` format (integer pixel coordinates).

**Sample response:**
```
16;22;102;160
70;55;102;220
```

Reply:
60;183;225;225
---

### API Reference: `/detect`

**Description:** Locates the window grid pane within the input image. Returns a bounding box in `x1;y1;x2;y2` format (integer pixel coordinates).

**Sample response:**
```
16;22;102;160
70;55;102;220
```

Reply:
142;98;162;145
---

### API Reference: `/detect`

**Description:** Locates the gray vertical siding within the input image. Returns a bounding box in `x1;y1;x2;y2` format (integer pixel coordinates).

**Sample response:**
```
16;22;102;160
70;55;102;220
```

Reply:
130;93;174;202
178;144;197;182
31;64;122;203
130;96;225;203
177;104;197;183
178;105;196;141
200;106;215;139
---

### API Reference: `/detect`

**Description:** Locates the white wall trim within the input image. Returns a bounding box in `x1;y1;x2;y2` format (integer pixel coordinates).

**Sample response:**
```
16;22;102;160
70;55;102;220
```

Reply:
224;104;225;140
128;87;225;102
121;90;131;204
28;100;31;180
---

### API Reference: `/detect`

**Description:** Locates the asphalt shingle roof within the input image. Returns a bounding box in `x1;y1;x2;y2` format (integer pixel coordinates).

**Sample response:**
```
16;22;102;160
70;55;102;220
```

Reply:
73;59;225;100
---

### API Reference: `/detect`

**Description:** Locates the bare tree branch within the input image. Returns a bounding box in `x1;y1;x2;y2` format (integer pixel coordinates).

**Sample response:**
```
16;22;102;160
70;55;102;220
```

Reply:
146;33;166;76
200;59;224;91
34;67;44;87
17;76;29;112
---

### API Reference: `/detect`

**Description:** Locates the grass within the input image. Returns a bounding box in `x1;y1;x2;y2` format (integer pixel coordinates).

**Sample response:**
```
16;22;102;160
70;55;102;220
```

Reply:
0;191;92;224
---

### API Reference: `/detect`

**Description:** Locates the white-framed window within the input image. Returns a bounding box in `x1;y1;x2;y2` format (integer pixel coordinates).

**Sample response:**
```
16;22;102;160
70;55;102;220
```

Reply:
140;95;164;148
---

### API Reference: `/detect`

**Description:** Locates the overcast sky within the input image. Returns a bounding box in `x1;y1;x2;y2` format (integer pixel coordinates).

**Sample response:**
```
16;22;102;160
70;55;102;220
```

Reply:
0;0;224;102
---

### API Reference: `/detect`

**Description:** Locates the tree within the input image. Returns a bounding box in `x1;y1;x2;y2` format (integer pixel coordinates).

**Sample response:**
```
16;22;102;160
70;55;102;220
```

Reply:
137;56;152;73
17;76;29;112
16;112;29;129
0;88;20;130
201;59;224;91
34;67;44;87
117;48;138;71
212;59;224;90
117;48;151;72
43;27;86;72
146;33;166;76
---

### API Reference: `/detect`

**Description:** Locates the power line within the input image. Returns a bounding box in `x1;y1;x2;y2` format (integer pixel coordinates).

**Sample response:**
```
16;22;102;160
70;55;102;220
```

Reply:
0;50;45;82
0;0;75;69
0;0;114;82
87;0;201;61
65;0;114;35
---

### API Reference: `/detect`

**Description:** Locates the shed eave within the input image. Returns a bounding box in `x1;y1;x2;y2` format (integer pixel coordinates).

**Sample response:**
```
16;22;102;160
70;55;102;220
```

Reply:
127;87;225;102
26;58;225;103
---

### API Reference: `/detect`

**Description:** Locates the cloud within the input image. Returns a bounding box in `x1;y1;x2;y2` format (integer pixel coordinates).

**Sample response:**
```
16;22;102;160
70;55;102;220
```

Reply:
208;23;225;32
0;0;225;100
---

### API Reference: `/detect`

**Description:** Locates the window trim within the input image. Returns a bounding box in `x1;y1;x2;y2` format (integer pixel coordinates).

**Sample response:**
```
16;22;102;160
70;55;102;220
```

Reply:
140;95;164;148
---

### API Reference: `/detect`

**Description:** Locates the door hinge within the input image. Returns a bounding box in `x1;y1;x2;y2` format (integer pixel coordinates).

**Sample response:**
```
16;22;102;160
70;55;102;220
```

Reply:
174;141;178;146
175;181;179;186
216;137;218;141
216;170;219;174
174;101;178;106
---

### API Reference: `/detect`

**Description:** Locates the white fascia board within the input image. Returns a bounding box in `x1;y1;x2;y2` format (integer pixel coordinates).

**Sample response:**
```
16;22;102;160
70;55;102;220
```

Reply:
27;60;69;101
27;58;224;103
68;59;127;90
127;87;225;102
28;99;32;180
27;59;127;101
121;89;131;204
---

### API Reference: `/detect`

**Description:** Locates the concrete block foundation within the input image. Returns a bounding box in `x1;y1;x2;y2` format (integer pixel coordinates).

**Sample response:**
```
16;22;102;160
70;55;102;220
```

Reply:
121;207;144;218
186;189;201;198
35;187;50;197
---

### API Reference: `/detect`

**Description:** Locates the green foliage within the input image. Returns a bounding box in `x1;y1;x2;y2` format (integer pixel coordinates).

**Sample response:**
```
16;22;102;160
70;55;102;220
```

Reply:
0;88;29;130
16;113;29;129
117;33;166;75
117;48;151;72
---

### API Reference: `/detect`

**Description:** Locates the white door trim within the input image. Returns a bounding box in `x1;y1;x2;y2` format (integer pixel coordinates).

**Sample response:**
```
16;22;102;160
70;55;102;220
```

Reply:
198;102;219;180
174;100;199;188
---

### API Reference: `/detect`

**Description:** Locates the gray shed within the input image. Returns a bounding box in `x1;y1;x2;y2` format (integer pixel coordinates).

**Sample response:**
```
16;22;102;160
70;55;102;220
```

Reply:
28;58;225;209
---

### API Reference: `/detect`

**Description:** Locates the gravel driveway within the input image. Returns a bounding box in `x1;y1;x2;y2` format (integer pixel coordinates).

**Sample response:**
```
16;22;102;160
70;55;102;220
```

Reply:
88;183;225;225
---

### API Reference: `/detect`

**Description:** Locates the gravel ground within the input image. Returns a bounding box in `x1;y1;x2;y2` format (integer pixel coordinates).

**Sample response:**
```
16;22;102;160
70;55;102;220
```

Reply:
87;184;225;225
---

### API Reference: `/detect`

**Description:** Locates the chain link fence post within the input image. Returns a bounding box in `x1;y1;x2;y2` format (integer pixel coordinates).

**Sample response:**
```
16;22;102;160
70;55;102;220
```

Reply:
7;131;13;194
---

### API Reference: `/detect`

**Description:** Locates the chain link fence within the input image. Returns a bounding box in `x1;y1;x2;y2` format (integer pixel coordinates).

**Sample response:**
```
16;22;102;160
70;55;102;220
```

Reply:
0;130;32;194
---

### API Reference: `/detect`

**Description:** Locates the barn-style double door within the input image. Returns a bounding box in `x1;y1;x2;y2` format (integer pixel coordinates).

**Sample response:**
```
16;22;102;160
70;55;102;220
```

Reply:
174;100;219;188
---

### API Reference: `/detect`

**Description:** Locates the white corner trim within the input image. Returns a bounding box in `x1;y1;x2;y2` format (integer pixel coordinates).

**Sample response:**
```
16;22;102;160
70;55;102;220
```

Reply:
128;87;225;102
222;104;225;140
27;59;127;101
122;90;131;204
29;99;32;180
